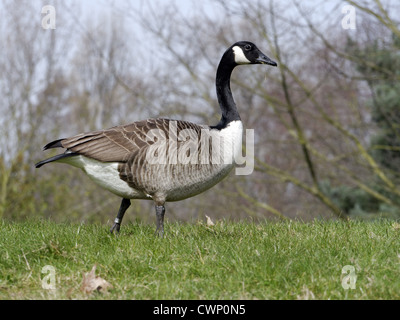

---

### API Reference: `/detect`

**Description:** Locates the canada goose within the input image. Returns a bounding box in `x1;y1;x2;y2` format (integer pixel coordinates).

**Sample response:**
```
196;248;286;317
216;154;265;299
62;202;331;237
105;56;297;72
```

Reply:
35;41;277;235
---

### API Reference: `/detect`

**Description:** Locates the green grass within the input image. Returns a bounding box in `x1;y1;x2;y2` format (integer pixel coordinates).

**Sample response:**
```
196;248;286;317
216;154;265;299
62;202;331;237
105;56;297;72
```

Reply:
0;218;399;299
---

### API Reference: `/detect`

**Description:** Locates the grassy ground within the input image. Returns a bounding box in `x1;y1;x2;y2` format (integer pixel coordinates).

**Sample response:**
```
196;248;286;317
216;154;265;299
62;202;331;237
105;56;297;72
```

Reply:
0;218;399;299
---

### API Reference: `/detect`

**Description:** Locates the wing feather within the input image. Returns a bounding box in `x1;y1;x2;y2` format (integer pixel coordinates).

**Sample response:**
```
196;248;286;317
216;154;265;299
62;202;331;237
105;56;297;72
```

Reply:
51;118;208;163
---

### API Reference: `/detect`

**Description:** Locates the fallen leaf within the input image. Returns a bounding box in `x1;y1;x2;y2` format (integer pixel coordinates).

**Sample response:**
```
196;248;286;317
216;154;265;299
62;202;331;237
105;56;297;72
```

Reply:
80;265;112;294
205;215;215;226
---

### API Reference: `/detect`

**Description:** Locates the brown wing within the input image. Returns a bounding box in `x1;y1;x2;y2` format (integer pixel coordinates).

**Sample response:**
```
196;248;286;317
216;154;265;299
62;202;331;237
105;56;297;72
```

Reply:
55;118;207;163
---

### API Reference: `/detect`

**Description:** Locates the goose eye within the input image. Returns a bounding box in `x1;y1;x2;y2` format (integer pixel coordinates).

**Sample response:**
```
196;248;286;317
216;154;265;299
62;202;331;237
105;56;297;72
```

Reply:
244;44;252;51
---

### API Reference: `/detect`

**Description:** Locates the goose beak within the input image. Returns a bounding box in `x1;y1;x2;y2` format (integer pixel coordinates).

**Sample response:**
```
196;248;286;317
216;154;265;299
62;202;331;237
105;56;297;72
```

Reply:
256;53;277;66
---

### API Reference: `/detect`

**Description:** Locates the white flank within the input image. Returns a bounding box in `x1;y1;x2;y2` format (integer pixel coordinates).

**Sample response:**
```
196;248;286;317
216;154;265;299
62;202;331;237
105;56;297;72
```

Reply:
58;155;136;198
232;46;251;64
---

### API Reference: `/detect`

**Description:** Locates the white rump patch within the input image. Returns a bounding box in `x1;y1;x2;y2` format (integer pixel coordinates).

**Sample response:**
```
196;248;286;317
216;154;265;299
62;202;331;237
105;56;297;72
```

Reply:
232;46;251;64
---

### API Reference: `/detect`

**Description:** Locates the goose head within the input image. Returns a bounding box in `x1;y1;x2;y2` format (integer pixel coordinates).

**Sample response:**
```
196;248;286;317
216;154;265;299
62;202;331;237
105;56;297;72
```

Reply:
230;41;277;66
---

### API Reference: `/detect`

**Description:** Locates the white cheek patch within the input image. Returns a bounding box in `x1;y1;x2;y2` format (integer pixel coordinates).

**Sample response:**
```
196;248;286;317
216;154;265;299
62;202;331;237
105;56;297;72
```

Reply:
232;46;251;64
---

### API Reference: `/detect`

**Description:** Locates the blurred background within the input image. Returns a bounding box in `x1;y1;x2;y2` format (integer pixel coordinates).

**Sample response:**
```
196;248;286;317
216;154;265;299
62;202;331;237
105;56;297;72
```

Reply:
1;0;400;224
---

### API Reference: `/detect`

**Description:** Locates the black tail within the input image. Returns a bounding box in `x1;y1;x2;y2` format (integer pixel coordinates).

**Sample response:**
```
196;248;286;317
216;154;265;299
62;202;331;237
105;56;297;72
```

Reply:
35;152;78;168
43;139;64;150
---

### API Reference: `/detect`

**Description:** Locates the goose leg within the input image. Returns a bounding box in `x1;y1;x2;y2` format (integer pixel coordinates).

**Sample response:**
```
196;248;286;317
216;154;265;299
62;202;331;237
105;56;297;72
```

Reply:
110;198;131;234
155;205;165;237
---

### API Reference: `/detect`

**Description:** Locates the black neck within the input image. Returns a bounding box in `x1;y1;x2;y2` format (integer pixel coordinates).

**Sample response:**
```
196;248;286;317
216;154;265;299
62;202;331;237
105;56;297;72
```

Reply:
211;53;240;130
